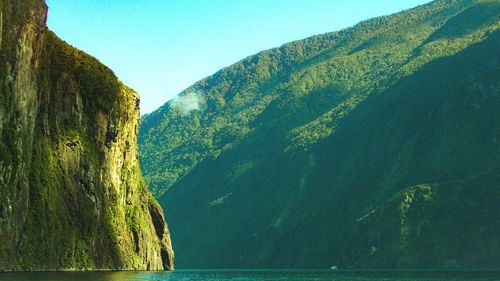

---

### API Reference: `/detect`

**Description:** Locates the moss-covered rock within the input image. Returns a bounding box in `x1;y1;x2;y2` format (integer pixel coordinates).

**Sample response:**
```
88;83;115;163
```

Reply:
0;0;173;271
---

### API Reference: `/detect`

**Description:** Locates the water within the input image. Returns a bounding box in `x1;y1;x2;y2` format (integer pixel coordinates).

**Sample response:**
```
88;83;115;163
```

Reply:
0;270;499;281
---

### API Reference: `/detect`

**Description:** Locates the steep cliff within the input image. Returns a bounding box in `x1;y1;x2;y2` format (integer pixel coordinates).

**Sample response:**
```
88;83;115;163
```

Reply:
0;0;173;270
139;0;499;269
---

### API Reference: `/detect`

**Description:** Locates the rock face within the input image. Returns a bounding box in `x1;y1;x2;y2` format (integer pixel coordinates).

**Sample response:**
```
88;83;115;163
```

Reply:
0;0;173;270
139;0;499;269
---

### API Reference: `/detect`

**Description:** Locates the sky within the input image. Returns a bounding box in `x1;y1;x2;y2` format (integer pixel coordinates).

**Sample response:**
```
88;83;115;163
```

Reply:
46;0;432;115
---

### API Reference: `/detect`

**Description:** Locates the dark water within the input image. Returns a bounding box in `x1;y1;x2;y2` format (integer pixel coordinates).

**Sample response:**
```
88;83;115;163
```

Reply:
1;270;499;281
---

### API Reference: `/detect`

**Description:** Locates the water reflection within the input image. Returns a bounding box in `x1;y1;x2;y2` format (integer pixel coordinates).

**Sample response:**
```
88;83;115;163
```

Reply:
0;271;172;281
0;270;499;281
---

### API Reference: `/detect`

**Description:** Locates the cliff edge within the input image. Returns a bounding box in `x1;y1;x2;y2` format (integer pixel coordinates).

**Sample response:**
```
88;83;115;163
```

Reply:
0;0;174;270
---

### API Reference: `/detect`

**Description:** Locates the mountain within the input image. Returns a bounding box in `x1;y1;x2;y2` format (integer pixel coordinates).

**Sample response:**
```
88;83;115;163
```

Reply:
139;0;500;269
0;0;173;270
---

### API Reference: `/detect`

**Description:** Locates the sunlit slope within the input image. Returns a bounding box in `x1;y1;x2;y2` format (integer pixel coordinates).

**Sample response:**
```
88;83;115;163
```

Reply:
139;0;500;268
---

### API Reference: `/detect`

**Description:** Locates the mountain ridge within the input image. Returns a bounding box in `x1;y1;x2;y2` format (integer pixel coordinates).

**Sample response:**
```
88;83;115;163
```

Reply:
139;0;499;269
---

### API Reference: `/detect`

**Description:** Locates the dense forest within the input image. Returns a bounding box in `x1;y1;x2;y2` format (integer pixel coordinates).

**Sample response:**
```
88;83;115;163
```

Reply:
139;0;500;269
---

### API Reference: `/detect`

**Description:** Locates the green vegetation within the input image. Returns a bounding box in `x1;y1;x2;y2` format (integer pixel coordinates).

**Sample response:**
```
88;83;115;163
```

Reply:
352;167;500;268
43;31;120;114
0;0;173;270
139;0;500;269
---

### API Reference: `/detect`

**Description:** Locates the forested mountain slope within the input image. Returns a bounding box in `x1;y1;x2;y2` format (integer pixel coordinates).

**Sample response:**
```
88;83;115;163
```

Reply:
139;0;500;269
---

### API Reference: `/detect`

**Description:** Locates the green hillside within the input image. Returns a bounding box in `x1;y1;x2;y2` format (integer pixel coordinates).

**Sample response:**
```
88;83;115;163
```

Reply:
139;0;500;269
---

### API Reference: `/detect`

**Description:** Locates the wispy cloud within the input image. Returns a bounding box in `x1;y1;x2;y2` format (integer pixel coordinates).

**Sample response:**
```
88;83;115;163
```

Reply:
172;91;204;115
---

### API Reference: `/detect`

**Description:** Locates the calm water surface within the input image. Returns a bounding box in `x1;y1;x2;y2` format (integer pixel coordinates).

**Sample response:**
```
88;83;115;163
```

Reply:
1;270;499;281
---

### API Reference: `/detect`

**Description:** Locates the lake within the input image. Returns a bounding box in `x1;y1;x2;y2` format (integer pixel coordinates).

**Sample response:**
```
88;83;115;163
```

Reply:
0;270;499;281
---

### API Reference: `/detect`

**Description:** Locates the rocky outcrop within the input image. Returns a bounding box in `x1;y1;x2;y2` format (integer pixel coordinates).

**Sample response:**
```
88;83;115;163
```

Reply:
0;0;173;270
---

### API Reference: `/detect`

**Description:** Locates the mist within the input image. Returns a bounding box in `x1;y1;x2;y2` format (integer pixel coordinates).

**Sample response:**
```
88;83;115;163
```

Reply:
172;91;204;115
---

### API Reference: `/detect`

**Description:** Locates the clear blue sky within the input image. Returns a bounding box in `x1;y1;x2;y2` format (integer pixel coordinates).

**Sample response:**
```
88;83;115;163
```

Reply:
46;0;432;114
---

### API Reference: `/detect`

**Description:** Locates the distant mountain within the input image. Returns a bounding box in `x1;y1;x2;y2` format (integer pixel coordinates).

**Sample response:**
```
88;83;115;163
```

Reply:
139;0;500;269
0;0;173;270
